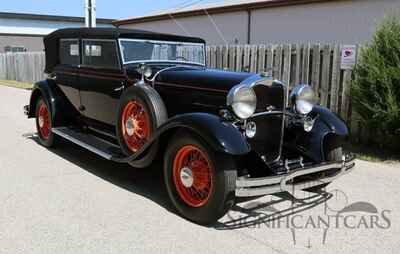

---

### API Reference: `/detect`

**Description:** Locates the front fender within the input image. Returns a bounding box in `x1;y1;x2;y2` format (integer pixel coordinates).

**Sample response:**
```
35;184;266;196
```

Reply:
116;113;250;165
313;106;348;136
28;79;78;127
295;106;349;163
161;113;250;155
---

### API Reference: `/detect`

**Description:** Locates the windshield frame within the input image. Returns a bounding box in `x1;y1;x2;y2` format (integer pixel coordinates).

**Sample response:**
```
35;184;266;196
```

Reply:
118;38;206;66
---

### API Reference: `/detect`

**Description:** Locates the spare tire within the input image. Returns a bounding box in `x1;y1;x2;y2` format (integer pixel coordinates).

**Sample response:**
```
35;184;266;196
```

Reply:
116;85;167;156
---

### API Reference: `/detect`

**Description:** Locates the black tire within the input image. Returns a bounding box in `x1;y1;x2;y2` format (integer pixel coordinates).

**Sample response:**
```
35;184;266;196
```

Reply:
304;138;343;192
325;139;343;162
164;131;237;225
116;85;167;156
35;97;57;147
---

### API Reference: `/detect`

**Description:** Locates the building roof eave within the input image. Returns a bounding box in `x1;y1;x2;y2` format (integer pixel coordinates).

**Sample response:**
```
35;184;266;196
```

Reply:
113;0;333;26
0;12;114;24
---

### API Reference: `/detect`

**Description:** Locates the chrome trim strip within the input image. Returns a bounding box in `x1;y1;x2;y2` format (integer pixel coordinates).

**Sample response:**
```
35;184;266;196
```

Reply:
52;128;113;160
251;111;283;118
150;65;188;87
236;157;355;197
118;38;206;66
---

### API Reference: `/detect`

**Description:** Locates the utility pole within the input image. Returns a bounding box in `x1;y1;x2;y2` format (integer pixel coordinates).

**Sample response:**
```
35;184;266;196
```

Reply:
85;0;96;28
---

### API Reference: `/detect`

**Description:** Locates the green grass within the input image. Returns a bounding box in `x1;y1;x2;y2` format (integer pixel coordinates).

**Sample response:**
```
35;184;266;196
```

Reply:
0;80;33;90
347;142;400;164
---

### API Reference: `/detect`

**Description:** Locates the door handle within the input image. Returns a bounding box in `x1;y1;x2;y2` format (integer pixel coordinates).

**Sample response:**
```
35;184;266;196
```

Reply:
114;85;125;92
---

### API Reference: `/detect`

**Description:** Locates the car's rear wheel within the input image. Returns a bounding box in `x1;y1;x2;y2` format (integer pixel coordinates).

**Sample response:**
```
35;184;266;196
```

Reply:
116;85;167;156
35;97;57;147
164;131;236;225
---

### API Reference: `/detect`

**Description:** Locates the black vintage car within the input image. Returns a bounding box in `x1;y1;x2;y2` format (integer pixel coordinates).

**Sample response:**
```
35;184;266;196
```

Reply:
24;28;355;225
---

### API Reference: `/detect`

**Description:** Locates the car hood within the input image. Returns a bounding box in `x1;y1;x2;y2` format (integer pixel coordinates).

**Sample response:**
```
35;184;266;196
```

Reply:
154;66;255;93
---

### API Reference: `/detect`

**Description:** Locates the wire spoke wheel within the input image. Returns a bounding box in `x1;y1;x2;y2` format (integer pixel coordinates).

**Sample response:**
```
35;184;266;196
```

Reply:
37;101;51;140
173;145;214;207
121;100;150;152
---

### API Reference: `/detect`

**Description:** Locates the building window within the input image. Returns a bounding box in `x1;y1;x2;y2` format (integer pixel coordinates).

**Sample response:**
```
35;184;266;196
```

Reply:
82;40;119;69
4;46;27;53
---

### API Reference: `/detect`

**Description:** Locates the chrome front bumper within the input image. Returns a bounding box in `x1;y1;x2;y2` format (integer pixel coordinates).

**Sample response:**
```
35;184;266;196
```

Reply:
236;155;356;197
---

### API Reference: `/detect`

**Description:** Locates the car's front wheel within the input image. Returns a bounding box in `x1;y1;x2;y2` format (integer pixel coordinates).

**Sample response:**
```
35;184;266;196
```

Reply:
164;131;237;225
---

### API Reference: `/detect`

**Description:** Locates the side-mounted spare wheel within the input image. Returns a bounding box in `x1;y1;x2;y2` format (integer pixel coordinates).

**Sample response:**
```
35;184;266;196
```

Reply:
35;96;58;147
164;131;237;225
116;85;167;156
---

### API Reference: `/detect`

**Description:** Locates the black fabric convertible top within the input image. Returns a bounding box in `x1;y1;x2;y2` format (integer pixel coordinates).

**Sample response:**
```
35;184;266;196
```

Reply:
44;28;205;73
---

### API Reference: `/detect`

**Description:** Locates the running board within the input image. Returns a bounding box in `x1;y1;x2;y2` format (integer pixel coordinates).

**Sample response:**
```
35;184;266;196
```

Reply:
52;127;125;161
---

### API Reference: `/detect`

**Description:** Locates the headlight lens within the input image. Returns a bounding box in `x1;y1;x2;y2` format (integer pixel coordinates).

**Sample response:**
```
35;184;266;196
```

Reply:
290;84;316;115
227;85;257;119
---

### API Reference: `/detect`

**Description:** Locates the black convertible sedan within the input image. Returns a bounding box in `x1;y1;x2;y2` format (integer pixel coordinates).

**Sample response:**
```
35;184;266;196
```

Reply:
24;28;355;225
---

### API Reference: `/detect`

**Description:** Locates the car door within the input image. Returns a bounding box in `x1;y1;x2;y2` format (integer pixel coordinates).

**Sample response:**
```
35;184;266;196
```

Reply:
54;38;81;111
79;39;126;128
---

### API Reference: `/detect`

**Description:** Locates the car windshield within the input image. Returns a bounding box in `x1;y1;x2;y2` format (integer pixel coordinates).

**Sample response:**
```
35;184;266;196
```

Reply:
119;39;205;66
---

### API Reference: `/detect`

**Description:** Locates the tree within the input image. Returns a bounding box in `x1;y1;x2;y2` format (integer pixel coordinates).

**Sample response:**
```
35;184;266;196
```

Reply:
351;15;400;148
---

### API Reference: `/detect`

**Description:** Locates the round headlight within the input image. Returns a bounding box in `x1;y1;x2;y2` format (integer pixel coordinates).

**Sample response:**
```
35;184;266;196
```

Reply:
144;66;153;78
290;84;316;115
227;85;257;119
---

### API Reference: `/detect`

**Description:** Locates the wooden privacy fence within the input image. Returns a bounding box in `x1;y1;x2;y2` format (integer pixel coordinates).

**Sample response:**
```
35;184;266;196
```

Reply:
0;52;46;83
206;44;356;123
0;45;356;125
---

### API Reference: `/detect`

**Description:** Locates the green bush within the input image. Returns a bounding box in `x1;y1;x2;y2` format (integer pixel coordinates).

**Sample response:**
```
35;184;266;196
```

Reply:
351;15;400;148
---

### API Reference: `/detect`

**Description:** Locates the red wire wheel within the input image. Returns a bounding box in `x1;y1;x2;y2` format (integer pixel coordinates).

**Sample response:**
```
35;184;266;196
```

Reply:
121;100;151;152
173;145;214;207
37;101;51;140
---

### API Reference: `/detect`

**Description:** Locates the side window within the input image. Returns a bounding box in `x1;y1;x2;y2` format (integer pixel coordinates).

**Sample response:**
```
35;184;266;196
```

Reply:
82;40;119;69
59;39;79;65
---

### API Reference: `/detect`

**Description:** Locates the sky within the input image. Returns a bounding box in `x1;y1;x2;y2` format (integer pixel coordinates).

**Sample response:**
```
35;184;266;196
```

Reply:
0;0;220;19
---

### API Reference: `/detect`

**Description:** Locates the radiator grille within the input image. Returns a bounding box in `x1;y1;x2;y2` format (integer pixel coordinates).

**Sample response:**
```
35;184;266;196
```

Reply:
248;81;285;162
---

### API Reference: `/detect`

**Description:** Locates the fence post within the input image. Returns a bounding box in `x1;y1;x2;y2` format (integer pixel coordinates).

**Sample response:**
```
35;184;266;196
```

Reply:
311;44;321;98
320;44;331;107
273;45;283;80
282;44;292;88
266;44;274;74
257;45;266;73
301;43;311;84
341;69;353;122
228;45;236;71
235;45;243;71
243;45;251;72
330;44;341;114
222;45;229;70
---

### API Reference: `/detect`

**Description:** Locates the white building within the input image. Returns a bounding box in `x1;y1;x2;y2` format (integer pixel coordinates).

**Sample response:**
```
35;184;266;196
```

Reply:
114;0;400;45
0;12;114;53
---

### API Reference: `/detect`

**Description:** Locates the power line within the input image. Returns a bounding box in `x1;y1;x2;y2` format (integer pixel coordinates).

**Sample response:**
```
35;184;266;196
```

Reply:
166;0;209;37
168;13;192;36
165;0;229;44
203;8;228;45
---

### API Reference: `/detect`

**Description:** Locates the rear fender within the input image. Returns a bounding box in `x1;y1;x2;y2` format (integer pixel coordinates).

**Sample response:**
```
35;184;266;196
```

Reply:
28;79;78;127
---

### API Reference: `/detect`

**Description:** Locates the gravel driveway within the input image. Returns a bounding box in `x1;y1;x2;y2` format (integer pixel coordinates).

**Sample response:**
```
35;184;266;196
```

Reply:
0;85;399;254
